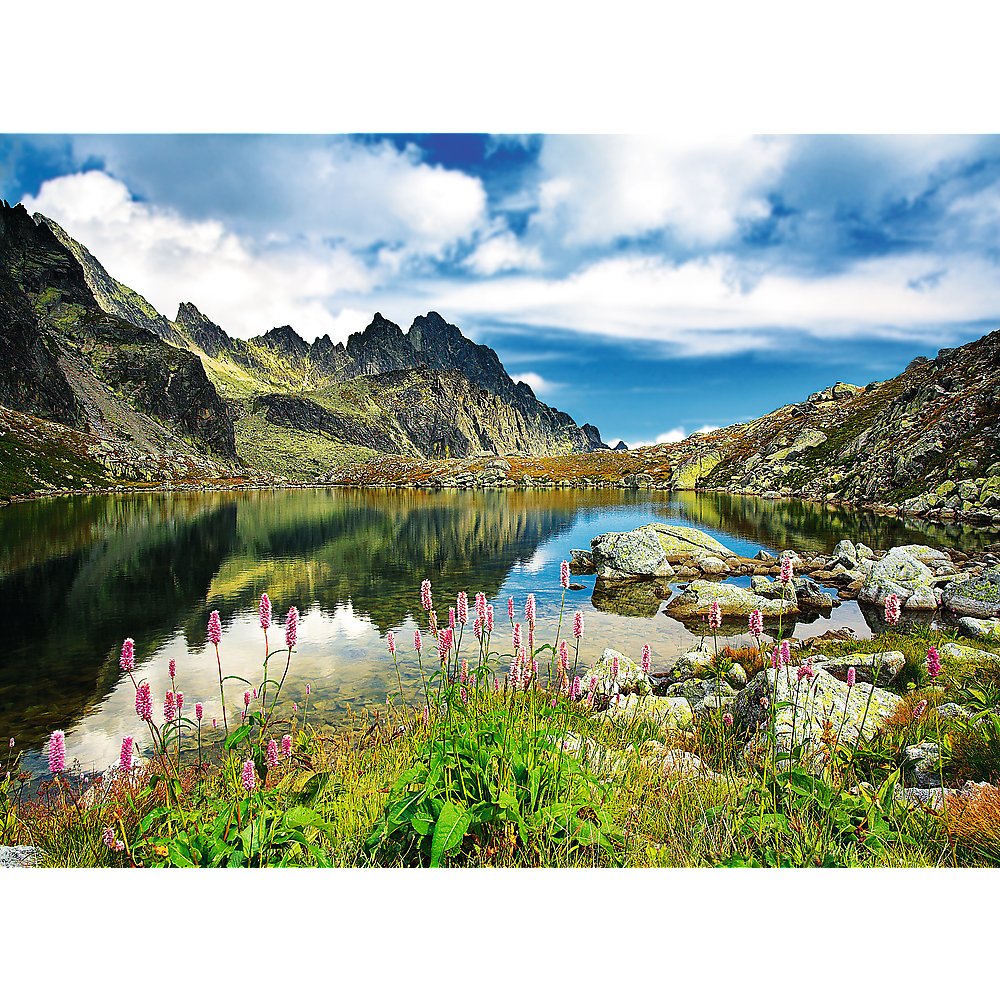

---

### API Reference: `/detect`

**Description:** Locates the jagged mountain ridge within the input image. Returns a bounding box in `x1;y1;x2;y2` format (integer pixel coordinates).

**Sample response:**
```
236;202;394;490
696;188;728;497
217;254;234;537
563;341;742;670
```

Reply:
34;210;606;474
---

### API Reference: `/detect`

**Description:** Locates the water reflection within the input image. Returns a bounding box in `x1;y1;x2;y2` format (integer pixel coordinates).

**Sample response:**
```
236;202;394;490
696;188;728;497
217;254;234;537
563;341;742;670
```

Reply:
1;486;995;775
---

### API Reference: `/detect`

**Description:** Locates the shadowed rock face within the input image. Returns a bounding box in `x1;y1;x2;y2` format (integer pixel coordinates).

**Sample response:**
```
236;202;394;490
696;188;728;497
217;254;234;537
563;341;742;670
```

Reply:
0;202;238;473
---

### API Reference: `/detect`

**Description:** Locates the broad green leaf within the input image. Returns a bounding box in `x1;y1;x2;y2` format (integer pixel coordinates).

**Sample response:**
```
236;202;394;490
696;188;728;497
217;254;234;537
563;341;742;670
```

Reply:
430;801;470;868
224;724;253;752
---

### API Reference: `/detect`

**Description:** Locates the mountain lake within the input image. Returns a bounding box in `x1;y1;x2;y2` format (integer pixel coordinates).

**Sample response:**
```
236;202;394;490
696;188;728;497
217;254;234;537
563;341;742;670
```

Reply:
3;486;998;779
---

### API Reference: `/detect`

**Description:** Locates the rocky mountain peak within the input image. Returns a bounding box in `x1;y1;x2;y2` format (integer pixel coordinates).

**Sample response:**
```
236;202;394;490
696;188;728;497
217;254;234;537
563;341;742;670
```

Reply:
253;325;309;361
174;302;233;358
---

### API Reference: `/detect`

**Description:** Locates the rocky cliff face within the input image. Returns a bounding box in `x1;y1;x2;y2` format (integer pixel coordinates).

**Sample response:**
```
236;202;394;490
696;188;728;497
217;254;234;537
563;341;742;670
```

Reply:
646;329;1000;522
0;202;238;486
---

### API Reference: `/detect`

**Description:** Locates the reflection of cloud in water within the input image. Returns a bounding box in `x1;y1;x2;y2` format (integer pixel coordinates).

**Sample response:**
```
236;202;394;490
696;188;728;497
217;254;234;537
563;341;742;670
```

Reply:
517;550;551;574
326;601;372;639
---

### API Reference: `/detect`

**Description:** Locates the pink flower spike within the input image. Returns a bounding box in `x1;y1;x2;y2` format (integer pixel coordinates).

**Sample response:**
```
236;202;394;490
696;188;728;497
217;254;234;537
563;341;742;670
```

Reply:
164;689;176;724
460;686;468;705
611;656;619;680
421;579;433;611
460;659;469;684
414;630;422;653
267;739;279;769
438;628;453;658
135;681;152;722
486;605;494;633
176;691;184;712
573;610;584;640
195;702;203;722
387;631;395;655
259;592;272;631
8;738;13;748
748;609;763;639
493;676;499;694
422;705;430;726
780;639;791;667
242;759;256;792
48;730;66;774
213;719;218;729
449;607;456;631
927;646;941;679
285;606;299;649
641;644;651;674
512;622;523;654
508;596;514;621
913;699;928;720
571;676;582;700
120;735;133;771
208;610;222;646
168;658;176;680
120;638;135;672
525;594;536;628
723;712;733;726
884;593;901;627
103;826;116;849
780;554;793;585
474;618;483;641
846;666;856;688
560;561;570;589
306;683;311;696
559;641;569;673
709;601;722;631
282;734;292;758
797;658;815;683
475;592;487;622
429;610;438;634
457;592;468;625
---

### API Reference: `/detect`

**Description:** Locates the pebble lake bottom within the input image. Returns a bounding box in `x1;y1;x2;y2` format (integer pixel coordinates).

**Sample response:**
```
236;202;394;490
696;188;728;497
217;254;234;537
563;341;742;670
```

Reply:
3;486;997;780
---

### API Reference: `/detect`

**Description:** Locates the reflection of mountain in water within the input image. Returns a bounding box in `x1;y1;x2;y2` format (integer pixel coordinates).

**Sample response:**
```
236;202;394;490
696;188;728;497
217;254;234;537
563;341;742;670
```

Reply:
671;491;999;554
0;489;576;747
0;497;236;742
199;489;577;636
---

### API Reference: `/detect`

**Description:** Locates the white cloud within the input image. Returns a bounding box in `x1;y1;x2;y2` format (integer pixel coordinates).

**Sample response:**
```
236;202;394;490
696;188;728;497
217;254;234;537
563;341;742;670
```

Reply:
24;171;374;342
464;231;542;275
431;250;1000;354
625;424;721;448
530;135;792;247
509;371;564;396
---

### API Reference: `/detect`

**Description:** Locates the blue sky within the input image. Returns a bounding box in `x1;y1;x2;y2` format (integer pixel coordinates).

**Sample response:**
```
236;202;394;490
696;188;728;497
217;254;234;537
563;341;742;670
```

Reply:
3;134;1000;447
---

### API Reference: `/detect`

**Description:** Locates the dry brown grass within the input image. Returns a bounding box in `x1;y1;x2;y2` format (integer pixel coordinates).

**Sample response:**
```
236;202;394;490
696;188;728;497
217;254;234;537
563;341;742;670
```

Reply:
714;643;768;679
944;783;1000;860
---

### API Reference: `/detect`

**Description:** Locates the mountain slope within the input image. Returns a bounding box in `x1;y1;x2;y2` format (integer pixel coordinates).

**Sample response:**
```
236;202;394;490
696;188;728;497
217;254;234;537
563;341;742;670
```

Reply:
0;202;239;491
34;212;607;474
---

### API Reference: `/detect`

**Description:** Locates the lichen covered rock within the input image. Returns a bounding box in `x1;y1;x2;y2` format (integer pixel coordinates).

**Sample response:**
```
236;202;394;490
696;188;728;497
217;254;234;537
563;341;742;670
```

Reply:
666;580;797;619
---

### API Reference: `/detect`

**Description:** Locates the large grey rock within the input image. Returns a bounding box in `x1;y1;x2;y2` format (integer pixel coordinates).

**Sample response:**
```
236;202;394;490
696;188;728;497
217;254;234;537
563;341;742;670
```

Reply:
0;845;43;868
640;742;723;781
594;694;693;732
938;642;1000;667
580;648;652;698
568;548;596;573
634;523;735;561
958;616;1000;640
751;576;796;600
591;529;671;579
905;586;941;610
821;650;905;685
698;555;729;575
859;547;936;605
830;539;857;567
942;573;1000;618
794;576;835;609
671;645;715;678
899;544;950;565
733;664;902;766
666;580;797;619
591;528;675;579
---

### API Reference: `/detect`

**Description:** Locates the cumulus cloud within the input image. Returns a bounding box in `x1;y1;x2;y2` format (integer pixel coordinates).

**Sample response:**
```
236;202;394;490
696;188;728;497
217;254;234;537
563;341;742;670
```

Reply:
464;231;542;275
530;135;791;247
23;170;374;342
71;135;490;257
